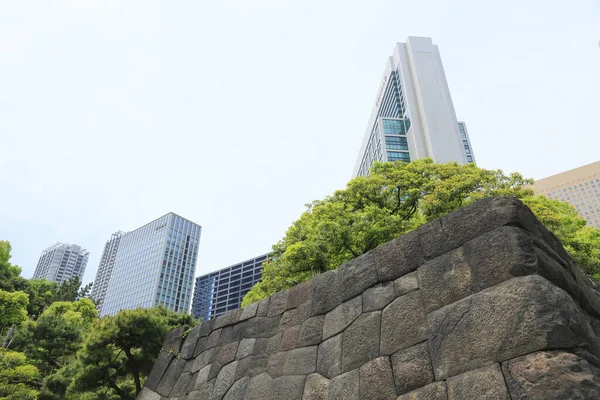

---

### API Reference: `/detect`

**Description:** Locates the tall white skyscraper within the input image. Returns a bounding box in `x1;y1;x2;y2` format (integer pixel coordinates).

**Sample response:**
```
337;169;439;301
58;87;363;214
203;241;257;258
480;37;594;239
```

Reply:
33;243;89;284
91;231;125;314
99;213;201;317
354;37;475;177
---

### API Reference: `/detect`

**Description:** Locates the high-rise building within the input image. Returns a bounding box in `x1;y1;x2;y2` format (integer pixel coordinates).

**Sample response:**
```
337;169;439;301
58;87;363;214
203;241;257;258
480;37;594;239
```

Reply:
533;161;600;228
192;253;268;321
33;243;89;284
91;231;126;314
99;213;201;317
354;37;475;177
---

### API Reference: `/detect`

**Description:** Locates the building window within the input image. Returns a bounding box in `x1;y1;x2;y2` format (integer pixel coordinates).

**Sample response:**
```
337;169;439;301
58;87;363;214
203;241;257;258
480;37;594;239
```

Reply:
382;119;406;135
387;151;410;162
467;155;473;163
385;136;408;150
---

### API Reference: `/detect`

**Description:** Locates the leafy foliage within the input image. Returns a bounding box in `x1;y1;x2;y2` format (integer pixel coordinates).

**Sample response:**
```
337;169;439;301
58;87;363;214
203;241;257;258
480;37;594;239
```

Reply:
0;349;40;400
0;241;27;293
0;290;29;334
243;159;600;305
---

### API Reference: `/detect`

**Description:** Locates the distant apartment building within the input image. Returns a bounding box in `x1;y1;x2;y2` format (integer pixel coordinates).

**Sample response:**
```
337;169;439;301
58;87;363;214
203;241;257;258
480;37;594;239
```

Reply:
533;161;600;228
98;213;202;317
192;253;268;321
354;36;475;177
33;243;89;284
90;231;125;314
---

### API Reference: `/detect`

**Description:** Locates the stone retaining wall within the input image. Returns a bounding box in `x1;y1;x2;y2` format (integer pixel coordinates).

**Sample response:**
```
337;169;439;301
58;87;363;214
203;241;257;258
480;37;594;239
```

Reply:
139;197;600;399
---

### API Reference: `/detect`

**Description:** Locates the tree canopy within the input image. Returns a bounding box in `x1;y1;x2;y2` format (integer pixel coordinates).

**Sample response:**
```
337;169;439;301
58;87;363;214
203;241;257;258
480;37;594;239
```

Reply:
243;159;600;305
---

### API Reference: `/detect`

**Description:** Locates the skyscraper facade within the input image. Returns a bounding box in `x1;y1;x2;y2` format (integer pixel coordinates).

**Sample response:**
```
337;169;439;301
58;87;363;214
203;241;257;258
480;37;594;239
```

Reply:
533;161;600;229
91;231;125;314
33;243;89;284
192;253;268;321
354;37;475;177
99;213;201;317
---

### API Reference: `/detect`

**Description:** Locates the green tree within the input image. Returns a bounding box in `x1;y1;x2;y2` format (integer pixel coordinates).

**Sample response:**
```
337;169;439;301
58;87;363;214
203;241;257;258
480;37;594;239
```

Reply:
69;307;196;399
243;159;600;305
0;241;27;293
0;290;29;334
0;349;40;400
23;279;58;319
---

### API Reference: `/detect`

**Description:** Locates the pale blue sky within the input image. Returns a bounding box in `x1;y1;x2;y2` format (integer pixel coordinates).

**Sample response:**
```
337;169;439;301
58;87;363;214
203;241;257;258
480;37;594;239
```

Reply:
1;0;599;285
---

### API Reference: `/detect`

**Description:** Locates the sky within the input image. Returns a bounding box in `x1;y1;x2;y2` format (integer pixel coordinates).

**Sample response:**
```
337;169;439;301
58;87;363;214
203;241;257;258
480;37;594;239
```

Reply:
1;0;599;286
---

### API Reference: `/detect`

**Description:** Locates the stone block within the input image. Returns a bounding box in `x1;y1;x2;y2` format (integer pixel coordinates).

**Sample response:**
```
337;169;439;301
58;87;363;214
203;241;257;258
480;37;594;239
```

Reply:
283;346;318;375
279;308;299;332
267;290;288;317
372;229;424;282
362;282;395;312
193;336;208;358
191;364;211;390
272;375;306;400
391;342;434;395
317;335;342;379
180;325;202;360
145;351;173;391
342;311;381;372
380;291;427;356
137;387;161;400
502;350;600;400
447;363;510;400
192;348;216;373
281;325;300;350
296;300;313;326
245;317;279;338
311;270;341;315
267;351;287;378
253;338;269;355
359;357;396;400
328;369;359;400
188;380;214;400
240;302;259;321
338;252;379;302
236;338;256;360
205;329;222;349
303;373;329;400
394;272;419;297
216;341;239;366
198;319;215;337
223;376;249;400
297;315;325;347
211;360;238;399
162;326;188;354
418;226;535;312
287;280;312;310
156;358;187;396
244;373;273;400
170;371;193;397
218;326;234;346
231;320;249;342
427;275;598;380
266;332;282;354
234;354;269;380
256;298;269;317
207;361;222;381
396;381;447;400
213;309;241;330
322;295;362;340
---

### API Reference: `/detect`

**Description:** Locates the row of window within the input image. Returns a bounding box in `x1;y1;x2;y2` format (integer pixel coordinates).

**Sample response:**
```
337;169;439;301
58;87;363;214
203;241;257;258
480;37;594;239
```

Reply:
385;136;408;150
387;151;411;162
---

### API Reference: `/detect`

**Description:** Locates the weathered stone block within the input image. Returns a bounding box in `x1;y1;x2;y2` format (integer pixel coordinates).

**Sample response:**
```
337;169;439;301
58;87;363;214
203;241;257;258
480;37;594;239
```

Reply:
156;358;187;396
328;369;359;400
296;300;313;326
215;341;238;366
253;338;269;355
145;351;173;391
396;381;447;400
137;387;161;400
245;317;278;338
170;371;193;397
193;336;208;358
311;270;341;316
207;361;222;381
297;315;325;347
272;375;306;400
283;346;318;375
317;334;342;379
162;326;188;354
236;338;256;359
256;298;269;317
191;364;211;391
372;228;424;282
239;302;258;321
279;308;299;332
211;361;238;400
322;295;362;340
287;280;312;310
266;332;282;354
447;363;510;400
267;351;287;378
380;291;427;356
187;379;214;400
192;348;216;373
338;252;379;302
205;328;222;349
359;357;396;400
502;350;600;400
267;290;288;317
213;309;241;330
362;282;395;312
428;275;598;380
244;373;273;400
391;342;434;395
180;325;202;359
234;354;269;380
303;373;329;400
394;272;419;297
281;325;300;350
342;311;381;372
218;326;234;346
198;319;215;337
223;376;249;400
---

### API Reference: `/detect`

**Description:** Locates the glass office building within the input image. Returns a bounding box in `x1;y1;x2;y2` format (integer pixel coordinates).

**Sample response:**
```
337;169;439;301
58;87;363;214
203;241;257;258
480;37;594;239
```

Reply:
33;242;89;284
99;213;201;317
192;253;268;321
354;37;475;177
533;161;600;228
91;231;126;315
